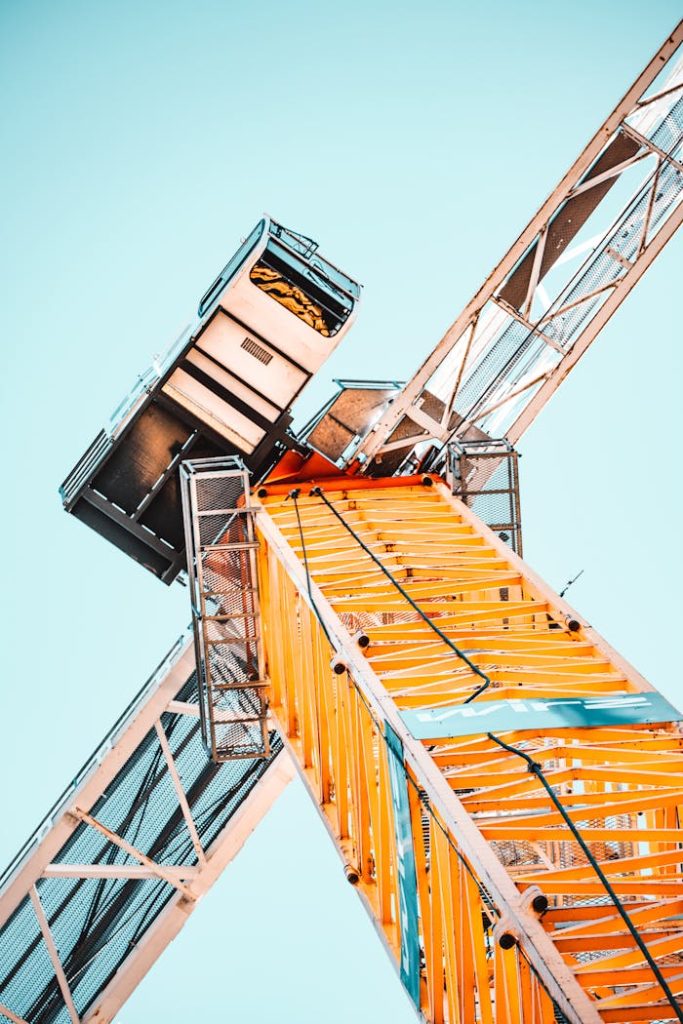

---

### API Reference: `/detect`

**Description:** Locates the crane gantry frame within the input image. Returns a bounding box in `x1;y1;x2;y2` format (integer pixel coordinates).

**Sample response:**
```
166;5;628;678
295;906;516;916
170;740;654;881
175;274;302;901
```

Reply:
1;18;682;1024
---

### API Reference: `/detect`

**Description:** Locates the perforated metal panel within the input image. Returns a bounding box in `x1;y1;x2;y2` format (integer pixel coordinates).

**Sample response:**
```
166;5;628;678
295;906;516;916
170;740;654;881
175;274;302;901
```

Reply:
447;438;523;554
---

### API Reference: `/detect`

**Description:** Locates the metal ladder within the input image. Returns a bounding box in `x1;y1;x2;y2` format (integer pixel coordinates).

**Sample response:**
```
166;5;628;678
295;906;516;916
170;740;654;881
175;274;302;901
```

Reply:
180;457;270;762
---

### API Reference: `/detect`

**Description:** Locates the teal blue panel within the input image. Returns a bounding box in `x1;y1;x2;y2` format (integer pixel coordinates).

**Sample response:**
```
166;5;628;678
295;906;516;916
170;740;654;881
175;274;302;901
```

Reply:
401;693;682;740
385;722;421;1008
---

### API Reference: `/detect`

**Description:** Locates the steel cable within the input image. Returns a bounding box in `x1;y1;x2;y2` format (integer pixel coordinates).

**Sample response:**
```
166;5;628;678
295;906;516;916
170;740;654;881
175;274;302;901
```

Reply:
487;731;683;1022
310;485;492;702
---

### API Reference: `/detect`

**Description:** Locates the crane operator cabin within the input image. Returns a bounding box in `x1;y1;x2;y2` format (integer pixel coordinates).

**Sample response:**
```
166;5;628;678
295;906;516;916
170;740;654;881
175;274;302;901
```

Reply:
60;218;361;583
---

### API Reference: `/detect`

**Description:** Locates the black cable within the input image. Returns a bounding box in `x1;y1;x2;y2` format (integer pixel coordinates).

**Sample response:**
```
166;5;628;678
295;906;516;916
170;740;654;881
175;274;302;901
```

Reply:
311;486;492;702
287;489;492;889
57;738;273;1013
487;731;683;1021
286;489;334;647
286;490;502;910
286;488;677;1009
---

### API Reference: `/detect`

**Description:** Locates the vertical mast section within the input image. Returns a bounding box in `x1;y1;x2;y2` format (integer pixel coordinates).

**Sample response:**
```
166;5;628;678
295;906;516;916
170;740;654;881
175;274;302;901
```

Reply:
255;478;683;1023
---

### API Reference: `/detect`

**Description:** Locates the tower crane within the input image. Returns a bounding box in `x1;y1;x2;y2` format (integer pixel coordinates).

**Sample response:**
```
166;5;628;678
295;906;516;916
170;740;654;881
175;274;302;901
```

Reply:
1;19;683;1024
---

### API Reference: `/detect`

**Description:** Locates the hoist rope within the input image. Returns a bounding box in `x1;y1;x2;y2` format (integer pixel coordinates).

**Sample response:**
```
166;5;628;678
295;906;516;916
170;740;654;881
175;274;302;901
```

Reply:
286;489;334;647
487;732;683;1022
286;487;498;918
310;486;492;702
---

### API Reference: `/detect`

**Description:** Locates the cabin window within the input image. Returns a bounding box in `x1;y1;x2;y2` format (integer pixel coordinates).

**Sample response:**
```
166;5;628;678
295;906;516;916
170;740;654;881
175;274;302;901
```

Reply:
198;220;265;318
250;239;353;337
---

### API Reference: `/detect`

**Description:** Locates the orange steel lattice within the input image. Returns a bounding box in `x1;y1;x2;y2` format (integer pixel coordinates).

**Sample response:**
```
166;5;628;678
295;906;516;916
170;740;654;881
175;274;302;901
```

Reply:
254;478;683;1024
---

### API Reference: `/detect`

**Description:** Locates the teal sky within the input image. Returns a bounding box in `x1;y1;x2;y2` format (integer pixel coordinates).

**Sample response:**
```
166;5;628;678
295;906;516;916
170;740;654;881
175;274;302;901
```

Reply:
1;3;681;1021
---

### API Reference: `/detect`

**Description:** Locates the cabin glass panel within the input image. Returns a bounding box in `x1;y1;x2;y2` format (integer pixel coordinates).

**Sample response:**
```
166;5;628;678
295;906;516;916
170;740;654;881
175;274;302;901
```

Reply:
250;239;354;337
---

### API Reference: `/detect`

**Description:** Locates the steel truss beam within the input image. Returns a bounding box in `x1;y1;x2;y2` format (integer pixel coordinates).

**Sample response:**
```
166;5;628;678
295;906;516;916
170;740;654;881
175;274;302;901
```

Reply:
352;21;683;471
255;479;683;1023
29;887;80;1024
0;637;293;1024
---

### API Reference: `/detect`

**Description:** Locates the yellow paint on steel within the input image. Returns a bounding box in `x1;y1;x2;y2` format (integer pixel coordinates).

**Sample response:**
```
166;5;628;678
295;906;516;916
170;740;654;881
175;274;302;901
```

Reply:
256;481;683;1023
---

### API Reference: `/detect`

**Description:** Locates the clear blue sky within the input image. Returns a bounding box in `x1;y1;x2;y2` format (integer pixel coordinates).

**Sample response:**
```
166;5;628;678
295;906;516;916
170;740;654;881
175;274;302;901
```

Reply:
1;3;681;1021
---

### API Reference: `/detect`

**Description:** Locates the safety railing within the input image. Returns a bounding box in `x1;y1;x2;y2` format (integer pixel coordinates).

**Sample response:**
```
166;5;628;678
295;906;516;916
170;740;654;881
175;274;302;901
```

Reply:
446;438;523;555
106;324;194;439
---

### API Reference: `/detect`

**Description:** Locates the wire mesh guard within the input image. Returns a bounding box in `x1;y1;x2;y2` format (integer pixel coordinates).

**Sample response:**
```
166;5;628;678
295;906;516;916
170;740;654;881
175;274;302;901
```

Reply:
180;457;269;762
447;438;523;555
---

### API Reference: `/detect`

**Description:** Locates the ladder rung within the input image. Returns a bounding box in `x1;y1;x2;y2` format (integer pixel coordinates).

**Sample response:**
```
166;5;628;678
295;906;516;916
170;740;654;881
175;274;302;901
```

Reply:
209;680;269;691
196;508;251;516
205;636;260;645
202;611;258;620
200;542;259;552
202;588;258;597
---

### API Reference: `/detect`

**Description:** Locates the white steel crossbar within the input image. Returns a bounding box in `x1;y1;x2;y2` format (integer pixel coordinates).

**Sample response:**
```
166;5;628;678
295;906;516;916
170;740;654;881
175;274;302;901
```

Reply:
0;1002;31;1024
29;886;81;1024
68;808;198;903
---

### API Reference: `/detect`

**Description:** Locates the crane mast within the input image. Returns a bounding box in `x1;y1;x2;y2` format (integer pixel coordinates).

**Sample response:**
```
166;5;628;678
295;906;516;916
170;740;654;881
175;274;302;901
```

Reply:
2;21;683;1024
252;475;683;1024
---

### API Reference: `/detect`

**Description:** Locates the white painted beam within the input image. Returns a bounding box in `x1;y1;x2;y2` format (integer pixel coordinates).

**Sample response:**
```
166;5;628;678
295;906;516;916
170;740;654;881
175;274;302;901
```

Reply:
69;809;197;903
42;864;199;881
30;886;81;1024
154;720;207;867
